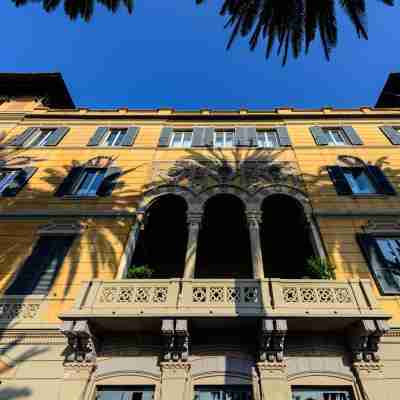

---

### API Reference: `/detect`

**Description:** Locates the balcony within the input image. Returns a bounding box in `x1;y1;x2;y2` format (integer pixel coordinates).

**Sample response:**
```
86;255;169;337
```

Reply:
59;278;389;332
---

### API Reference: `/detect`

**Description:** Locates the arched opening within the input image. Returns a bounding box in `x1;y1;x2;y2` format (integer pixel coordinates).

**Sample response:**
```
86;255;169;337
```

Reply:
195;194;252;279
130;194;188;279
261;194;315;278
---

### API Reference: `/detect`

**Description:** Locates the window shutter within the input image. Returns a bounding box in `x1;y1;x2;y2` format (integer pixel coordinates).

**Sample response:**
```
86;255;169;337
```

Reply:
45;127;70;146
5;236;75;295
87;127;108;146
366;166;396;195
327;166;352;195
204;127;214;147
235;127;250;146
97;167;122;196
120;127;139;146
357;234;400;295
342;126;363;145
158;127;173;147
247;127;257;147
192;127;206;147
2;167;37;197
380;126;400;145
55;167;84;197
310;126;329;145
276;127;291;146
7;127;37;146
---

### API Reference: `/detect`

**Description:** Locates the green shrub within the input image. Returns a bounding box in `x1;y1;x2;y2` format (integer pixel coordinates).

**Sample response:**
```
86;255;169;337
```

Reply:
127;264;153;279
305;257;336;280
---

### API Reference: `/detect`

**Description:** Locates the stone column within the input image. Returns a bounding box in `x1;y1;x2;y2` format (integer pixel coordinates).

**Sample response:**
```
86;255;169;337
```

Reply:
160;362;191;400
183;213;202;279
247;213;265;279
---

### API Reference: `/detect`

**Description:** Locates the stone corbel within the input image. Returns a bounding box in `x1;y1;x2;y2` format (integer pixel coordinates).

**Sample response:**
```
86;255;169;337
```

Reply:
162;319;175;362
161;319;190;362
259;319;287;363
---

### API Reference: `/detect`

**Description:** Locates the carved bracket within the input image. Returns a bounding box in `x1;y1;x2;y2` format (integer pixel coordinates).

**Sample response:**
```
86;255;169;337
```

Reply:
161;319;189;362
259;319;287;363
347;319;389;364
60;320;98;365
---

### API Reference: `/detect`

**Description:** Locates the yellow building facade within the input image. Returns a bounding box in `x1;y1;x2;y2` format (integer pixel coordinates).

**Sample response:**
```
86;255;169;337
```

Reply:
0;73;400;400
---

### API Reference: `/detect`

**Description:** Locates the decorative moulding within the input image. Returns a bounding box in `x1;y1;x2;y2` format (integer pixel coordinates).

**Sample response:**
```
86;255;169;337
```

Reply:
362;219;400;234
38;220;87;235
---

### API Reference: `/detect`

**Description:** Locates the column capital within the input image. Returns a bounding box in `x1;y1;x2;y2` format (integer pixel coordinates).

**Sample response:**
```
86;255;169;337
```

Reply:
187;213;202;226
246;212;262;227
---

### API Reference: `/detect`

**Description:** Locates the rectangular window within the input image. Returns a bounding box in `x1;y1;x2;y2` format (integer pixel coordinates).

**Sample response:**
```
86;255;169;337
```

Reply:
0;170;18;194
103;129;128;146
27;128;57;147
257;130;279;148
342;167;376;194
170;130;193;148
97;386;154;400
323;128;350;146
73;168;106;197
194;386;253;400
292;388;353;400
214;130;234;148
5;235;75;295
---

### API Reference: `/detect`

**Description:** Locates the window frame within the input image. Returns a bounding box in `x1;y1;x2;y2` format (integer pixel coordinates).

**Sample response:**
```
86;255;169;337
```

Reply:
169;130;193;148
194;385;253;400
291;386;354;400
341;167;378;195
96;385;155;400
102;128;128;147
323;127;350;146
256;129;280;148
26;128;57;147
0;169;19;195
70;168;106;198
214;129;235;148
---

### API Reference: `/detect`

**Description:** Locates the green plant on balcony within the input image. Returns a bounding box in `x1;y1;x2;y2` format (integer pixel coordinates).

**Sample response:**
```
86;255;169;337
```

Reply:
305;257;336;280
127;264;153;279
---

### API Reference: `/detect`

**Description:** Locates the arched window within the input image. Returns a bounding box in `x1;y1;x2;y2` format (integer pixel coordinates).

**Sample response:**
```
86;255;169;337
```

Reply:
130;194;188;279
195;194;252;279
261;194;315;278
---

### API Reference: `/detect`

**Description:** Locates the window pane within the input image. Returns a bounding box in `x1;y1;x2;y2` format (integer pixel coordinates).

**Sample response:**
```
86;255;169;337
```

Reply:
292;388;352;400
29;130;52;147
105;131;119;146
331;130;346;145
0;171;16;193
343;168;375;194
182;132;193;148
76;169;105;196
257;132;266;147
171;132;183;147
215;133;224;147
225;132;234;147
114;130;127;146
266;132;279;148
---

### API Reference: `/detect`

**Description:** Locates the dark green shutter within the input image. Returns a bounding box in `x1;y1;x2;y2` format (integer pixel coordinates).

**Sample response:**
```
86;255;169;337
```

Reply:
120;127;139;146
235;127;250;146
276;127;291;146
55;167;84;197
158;127;173;147
5;235;75;295
7;127;37;146
343;126;363;145
192;127;206;147
204;127;214;147
247;127;257;147
367;166;396;195
45;127;70;146
327;166;352;195
2;167;37;197
380;126;400;145
310;127;328;145
97;167;122;196
87;127;108;146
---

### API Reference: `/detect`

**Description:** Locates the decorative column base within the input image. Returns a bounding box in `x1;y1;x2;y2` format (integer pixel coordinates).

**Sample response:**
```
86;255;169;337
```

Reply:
257;362;290;400
160;362;191;400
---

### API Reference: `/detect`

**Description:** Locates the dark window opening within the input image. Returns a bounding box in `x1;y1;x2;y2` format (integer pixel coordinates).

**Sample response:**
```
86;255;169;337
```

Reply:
194;386;253;400
291;387;353;400
195;194;252;279
130;194;188;279
261;194;315;278
97;386;154;400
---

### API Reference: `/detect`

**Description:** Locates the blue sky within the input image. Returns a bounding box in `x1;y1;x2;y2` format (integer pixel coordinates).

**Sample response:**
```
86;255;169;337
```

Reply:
1;1;400;109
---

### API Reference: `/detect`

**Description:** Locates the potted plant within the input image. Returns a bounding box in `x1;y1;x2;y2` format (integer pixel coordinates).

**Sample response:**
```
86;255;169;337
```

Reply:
127;264;154;279
305;257;336;280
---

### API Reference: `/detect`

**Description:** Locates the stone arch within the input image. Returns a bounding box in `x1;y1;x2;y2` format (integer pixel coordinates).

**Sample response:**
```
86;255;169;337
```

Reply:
252;184;312;216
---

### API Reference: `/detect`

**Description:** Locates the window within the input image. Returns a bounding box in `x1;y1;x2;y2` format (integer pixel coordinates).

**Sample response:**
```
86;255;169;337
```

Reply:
7;127;70;147
194;386;253;400
292;388;353;400
73;168;106;197
170;130;193;148
5;235;75;295
103;129;127;146
358;234;400;295
27;128;57;147
97;386;154;400
323;128;350;146
327;165;396;196
257;130;279;148
0;170;19;194
342;167;376;194
214;130;234;148
0;167;37;197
